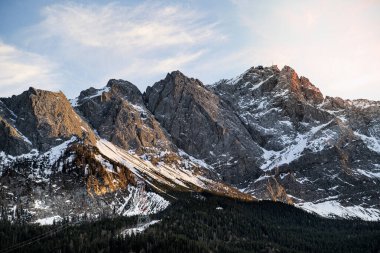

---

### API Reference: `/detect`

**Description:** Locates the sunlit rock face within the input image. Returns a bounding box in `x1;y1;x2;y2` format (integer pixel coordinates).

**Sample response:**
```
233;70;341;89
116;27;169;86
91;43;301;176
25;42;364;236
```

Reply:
0;87;96;155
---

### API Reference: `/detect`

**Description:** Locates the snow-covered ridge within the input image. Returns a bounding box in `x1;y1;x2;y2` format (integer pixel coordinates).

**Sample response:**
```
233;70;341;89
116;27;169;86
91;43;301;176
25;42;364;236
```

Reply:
225;69;251;86
0;100;18;120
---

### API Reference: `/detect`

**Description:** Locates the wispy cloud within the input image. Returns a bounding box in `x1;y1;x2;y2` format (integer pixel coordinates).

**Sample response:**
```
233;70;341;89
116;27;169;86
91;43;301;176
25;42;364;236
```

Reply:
1;1;379;100
0;41;59;97
33;2;221;51
16;1;223;96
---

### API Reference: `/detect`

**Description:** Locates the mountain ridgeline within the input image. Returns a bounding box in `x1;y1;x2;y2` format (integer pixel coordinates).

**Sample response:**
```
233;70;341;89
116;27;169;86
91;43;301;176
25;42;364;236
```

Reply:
0;65;380;224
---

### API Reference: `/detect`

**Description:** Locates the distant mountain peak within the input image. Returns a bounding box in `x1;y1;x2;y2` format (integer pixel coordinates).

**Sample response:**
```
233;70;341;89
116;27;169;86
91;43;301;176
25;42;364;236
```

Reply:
278;66;324;104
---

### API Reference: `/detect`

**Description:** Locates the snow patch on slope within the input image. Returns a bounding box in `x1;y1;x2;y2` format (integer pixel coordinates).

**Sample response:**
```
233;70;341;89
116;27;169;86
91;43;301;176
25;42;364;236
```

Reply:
13;127;32;145
0;137;77;177
120;220;160;237
130;103;146;113
248;75;274;91
44;137;77;166
357;169;380;179
261;120;334;171
296;201;380;221
178;149;213;171
117;185;169;217
95;154;115;173
34;215;63;225
354;131;380;153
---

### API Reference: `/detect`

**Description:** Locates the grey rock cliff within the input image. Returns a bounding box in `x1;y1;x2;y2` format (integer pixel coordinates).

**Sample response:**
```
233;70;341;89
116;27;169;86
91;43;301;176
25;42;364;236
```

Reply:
144;71;264;184
74;79;174;153
0;116;32;155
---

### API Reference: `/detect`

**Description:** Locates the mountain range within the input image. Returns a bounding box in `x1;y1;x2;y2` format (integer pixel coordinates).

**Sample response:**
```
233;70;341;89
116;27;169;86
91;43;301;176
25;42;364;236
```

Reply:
1;65;379;223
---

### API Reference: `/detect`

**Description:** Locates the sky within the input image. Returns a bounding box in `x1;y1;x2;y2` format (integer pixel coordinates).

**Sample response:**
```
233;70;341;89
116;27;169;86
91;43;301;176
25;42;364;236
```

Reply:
0;0;379;100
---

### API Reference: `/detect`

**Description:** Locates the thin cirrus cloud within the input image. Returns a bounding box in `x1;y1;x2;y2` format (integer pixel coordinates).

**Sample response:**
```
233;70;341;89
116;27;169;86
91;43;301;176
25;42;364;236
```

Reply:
33;2;221;51
17;2;224;97
0;41;59;97
1;0;379;100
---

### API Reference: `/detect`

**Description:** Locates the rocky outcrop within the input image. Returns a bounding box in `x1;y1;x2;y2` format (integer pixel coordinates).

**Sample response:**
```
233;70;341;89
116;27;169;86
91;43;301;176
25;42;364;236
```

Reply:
277;66;324;104
74;79;174;153
144;71;263;184
0;116;32;155
0;88;96;155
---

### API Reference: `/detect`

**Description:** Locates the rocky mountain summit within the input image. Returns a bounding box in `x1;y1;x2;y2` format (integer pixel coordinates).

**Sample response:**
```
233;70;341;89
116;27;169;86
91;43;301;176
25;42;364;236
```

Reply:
1;65;379;223
0;87;96;155
73;79;175;154
144;71;263;185
210;66;379;216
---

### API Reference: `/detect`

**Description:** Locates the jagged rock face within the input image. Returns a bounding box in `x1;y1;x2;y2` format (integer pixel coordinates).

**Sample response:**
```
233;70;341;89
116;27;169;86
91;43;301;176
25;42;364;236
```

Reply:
75;79;174;153
277;66;324;104
0;88;95;155
322;96;380;136
208;66;380;212
0;116;32;155
144;71;264;184
144;66;380;215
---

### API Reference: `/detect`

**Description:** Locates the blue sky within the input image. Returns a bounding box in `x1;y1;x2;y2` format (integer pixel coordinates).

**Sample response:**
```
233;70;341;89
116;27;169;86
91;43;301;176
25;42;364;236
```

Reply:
1;0;379;100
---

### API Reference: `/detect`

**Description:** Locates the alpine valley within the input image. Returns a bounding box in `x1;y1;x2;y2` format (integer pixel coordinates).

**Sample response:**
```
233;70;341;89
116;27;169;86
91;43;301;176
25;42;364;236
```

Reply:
1;65;380;252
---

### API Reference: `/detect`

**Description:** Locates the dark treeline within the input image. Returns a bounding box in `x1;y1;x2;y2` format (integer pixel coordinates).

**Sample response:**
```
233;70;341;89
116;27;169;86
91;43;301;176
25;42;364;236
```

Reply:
1;192;380;253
